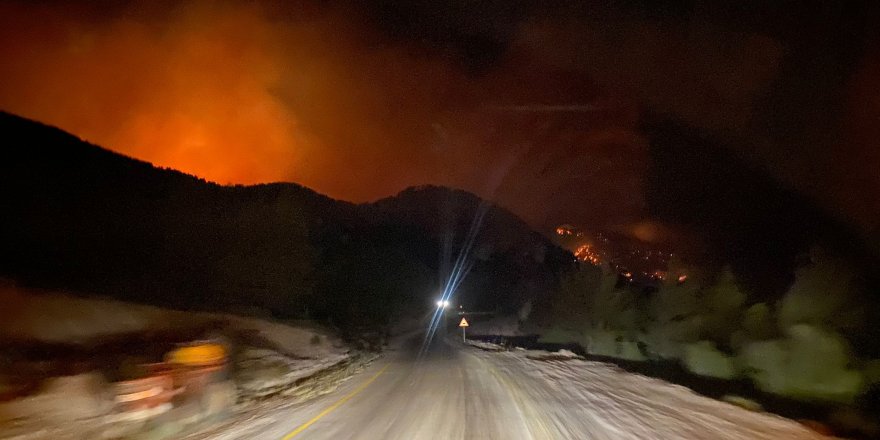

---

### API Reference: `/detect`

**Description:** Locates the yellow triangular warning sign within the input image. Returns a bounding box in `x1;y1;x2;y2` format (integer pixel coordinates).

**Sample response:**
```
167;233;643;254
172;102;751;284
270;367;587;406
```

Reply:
459;317;469;327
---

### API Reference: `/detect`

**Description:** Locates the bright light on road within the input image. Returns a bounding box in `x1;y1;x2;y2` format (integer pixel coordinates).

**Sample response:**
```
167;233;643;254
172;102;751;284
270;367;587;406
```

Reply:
436;300;449;308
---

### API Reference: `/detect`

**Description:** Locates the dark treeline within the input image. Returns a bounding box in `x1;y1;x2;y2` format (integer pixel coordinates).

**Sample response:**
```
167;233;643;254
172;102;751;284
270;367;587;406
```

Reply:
0;112;570;333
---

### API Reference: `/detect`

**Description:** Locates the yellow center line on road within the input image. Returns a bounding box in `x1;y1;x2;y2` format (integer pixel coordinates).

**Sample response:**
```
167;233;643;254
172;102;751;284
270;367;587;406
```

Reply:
282;363;391;439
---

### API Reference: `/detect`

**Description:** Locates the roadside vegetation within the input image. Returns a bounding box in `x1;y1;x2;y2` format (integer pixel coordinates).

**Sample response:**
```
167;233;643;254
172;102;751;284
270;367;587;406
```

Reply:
530;248;879;407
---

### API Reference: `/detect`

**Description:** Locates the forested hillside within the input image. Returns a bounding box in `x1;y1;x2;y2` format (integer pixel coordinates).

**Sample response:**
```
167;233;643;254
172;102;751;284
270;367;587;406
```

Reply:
0;112;570;331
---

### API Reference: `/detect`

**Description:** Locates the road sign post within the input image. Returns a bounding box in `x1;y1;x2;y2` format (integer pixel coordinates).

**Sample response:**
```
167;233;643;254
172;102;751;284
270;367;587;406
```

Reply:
459;317;469;342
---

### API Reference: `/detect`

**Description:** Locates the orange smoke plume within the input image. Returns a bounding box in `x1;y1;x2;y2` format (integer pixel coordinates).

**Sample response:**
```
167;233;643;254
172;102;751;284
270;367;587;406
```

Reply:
0;2;309;185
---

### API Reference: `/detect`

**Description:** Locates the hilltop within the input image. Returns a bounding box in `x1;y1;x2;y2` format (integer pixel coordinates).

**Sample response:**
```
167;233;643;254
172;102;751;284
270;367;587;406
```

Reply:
0;111;571;330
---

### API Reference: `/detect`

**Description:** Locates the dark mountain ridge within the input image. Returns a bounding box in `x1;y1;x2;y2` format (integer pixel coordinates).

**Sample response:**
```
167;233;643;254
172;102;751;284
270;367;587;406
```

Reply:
0;111;571;328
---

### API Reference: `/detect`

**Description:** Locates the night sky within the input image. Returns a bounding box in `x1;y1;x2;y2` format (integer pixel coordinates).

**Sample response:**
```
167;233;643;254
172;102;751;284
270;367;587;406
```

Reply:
2;0;879;250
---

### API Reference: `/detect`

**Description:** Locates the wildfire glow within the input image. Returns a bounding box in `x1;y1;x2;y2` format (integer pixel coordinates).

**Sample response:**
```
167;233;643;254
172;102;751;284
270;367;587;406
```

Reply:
556;225;576;236
574;244;602;265
0;0;653;221
0;3;306;185
0;2;468;200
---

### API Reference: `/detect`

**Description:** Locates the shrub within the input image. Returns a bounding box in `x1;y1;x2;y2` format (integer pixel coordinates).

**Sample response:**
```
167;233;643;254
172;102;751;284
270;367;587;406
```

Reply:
741;303;775;340
777;249;865;334
583;328;619;357
583;329;645;361
740;324;864;403
537;326;581;344
649;280;700;324
701;268;746;344
640;318;702;360
617;340;647;361
540;263;645;359
683;341;737;379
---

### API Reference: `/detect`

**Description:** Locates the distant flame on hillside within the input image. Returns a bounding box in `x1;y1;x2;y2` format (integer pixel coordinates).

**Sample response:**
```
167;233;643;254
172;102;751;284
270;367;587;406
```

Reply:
574;244;601;265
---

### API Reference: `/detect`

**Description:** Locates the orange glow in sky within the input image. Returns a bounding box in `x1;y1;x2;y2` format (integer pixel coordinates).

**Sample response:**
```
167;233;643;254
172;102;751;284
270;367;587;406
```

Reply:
0;1;678;232
0;2;493;203
0;2;302;185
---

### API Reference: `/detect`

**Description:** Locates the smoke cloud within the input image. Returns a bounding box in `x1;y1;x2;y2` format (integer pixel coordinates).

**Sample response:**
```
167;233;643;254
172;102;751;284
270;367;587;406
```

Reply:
0;1;307;184
2;1;878;244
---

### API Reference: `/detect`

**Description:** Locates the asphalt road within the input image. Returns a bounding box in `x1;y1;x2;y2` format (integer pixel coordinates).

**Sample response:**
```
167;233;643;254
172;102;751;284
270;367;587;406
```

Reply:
278;335;540;440
195;332;830;440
